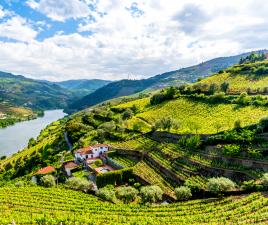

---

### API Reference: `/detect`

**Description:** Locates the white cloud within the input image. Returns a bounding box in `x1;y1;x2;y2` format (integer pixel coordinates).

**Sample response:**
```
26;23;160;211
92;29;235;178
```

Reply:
26;0;91;22
0;0;268;81
0;16;38;42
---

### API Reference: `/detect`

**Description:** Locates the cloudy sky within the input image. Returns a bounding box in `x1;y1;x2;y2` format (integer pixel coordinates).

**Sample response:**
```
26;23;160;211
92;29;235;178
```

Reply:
0;0;267;81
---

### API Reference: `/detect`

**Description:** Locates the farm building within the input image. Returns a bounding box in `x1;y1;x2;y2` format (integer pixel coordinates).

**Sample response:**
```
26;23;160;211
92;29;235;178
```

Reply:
74;144;109;161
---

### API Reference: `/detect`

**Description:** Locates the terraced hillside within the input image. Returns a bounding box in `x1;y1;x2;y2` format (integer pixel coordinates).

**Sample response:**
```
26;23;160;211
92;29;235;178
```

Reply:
116;97;268;134
198;60;268;94
0;187;267;225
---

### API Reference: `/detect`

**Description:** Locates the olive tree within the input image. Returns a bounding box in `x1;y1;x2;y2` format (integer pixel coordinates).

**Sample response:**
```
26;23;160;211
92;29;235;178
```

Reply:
116;186;138;203
261;173;268;188
65;177;93;192
97;186;117;203
40;175;56;188
140;185;163;204
207;177;236;194
175;186;192;201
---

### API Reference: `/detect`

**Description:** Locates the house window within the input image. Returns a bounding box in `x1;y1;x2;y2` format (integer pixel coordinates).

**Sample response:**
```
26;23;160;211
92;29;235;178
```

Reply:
86;155;88;159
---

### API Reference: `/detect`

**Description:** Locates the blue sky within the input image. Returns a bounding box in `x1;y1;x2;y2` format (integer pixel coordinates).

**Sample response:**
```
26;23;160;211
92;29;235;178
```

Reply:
0;0;267;81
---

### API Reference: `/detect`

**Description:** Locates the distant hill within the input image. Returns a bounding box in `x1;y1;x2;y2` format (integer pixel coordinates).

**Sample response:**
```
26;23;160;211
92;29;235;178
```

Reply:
0;71;73;110
68;50;267;112
55;79;111;96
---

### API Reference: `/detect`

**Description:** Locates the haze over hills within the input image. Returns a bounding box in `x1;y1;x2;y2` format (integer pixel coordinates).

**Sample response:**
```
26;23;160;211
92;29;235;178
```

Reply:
67;50;268;112
54;79;111;97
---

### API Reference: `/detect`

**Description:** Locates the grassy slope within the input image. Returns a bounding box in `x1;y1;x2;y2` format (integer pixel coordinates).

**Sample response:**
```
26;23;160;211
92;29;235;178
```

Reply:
118;97;268;134
0;186;267;225
198;60;268;93
0;103;37;128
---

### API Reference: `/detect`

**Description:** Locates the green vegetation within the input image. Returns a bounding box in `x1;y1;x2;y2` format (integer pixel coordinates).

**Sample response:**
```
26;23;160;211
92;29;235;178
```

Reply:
207;177;236;194
198;60;268;94
0;102;39;128
175;186;192;200
40;175;56;187
1;187;268;224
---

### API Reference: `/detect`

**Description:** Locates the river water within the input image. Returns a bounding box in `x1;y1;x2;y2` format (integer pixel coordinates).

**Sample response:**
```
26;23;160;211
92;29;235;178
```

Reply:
0;109;66;157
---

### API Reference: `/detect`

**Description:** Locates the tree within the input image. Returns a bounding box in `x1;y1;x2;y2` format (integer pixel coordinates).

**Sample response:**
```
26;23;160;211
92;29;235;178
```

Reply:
122;109;134;120
213;123;222;133
116;186;138;203
184;179;202;194
155;117;177;132
97;186;117;203
220;82;229;93
140;185;163;204
208;83;219;95
259;117;268;133
65;177;93;192
234;120;242;129
40;175;56;188
175;186;192;201
207;177;236;194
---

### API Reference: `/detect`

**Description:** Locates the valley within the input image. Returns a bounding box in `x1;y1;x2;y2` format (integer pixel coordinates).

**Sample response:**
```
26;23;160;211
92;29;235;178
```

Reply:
1;53;268;224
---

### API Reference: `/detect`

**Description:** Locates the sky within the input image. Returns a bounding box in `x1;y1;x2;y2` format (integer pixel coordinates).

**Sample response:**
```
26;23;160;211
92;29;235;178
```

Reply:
0;0;267;81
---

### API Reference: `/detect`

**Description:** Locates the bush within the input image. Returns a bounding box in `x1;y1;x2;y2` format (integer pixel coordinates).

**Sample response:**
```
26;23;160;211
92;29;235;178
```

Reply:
116;186;138;203
122;109;134;120
140;185;163;204
178;135;201;150
261;173;268;188
241;180;257;191
207;177;236;194
40;175;56;188
184;179;202;194
65;177;93;192
96;168;134;188
175;186;192;201
97;186;117;203
223;144;241;156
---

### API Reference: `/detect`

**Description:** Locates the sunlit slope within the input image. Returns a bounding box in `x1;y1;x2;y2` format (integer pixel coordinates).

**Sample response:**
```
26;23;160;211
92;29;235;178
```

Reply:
198;61;268;94
0;187;267;225
119;97;268;134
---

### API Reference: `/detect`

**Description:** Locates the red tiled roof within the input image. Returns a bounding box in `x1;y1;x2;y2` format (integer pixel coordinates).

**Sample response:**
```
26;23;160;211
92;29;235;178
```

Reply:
75;144;109;155
75;147;93;155
35;166;55;175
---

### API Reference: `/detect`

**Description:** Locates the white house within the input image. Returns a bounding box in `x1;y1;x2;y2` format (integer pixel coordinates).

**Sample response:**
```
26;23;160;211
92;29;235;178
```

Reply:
74;144;109;161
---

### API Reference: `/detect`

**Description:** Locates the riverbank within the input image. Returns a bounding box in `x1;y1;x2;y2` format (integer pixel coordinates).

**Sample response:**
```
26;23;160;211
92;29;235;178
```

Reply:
0;103;44;128
0;109;66;157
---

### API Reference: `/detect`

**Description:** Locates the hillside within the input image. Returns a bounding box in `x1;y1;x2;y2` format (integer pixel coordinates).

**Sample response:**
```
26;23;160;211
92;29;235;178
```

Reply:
0;71;73;110
67;50;267;112
0;187;267;224
1;59;268;223
55;79;111;96
197;60;268;94
0;102;39;128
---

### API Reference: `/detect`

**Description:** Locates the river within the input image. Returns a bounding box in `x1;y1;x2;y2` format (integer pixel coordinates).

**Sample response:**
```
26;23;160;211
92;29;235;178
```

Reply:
0;109;66;157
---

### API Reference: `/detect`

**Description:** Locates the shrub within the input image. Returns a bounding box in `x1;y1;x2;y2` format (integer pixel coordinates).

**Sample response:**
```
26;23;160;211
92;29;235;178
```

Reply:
140;185;163;204
241;180;257;191
94;159;103;167
175;186;192;201
184;179;202;194
207;177;236;194
116;186;138;203
96;168;134;188
261;173;268;188
223;144;241;156
65;177;93;192
122;109;134;120
259;117;268;133
97;186;117;203
40;175;56;188
15;181;24;187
